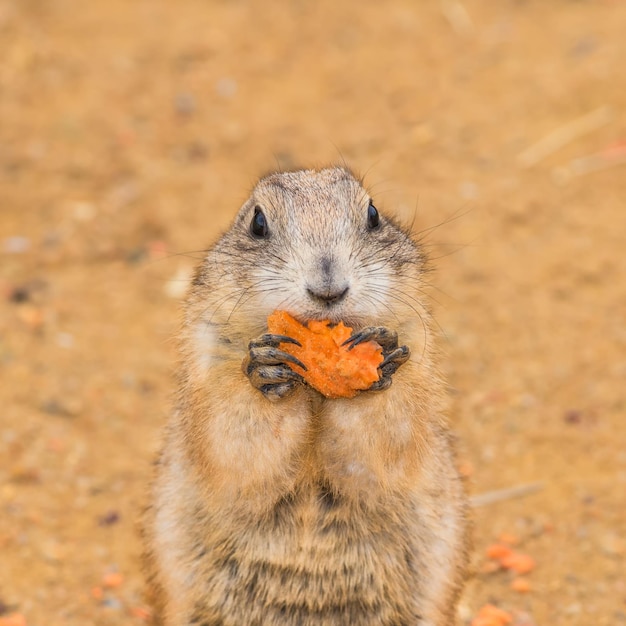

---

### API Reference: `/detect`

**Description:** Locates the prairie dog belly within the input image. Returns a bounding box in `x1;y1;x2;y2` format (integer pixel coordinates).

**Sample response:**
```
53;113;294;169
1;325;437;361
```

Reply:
173;479;421;626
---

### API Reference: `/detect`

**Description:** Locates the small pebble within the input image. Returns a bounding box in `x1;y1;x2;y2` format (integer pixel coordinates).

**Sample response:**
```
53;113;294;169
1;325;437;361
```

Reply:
459;181;479;200
8;286;30;303
10;466;40;484
126;247;147;265
598;531;625;557
186;141;209;162
3;237;30;254
56;332;75;349
565;603;582;615
564;409;582;424
98;511;120;527
71;201;97;222
215;77;237;98
40;399;80;418
40;539;65;563
101;597;123;610
106;180;140;209
512;612;537;626
175;93;196;117
569;36;597;58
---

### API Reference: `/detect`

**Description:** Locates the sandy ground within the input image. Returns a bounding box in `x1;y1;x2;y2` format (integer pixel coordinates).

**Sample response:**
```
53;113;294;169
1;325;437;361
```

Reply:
1;1;625;624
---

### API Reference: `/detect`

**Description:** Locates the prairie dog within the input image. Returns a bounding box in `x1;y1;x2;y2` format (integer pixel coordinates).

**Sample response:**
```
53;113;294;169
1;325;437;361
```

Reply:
144;167;469;625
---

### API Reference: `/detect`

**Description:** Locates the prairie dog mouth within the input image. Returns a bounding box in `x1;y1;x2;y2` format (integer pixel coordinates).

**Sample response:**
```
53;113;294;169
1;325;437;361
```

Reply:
284;308;365;331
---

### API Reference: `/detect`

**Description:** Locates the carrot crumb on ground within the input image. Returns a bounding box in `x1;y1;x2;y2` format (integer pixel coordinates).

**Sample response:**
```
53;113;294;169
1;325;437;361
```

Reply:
485;538;536;575
498;532;520;545
91;586;104;600
500;551;536;574
470;604;513;626
486;543;513;560
0;614;27;626
102;571;124;588
457;460;474;478
130;606;152;620
511;577;532;593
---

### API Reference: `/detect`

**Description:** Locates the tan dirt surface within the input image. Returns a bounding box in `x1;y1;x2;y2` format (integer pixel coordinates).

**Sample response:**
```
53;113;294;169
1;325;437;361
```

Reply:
1;1;625;625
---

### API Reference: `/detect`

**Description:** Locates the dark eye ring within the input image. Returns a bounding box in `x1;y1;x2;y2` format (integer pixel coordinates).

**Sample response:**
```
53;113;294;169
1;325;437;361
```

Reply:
250;206;269;238
367;200;380;230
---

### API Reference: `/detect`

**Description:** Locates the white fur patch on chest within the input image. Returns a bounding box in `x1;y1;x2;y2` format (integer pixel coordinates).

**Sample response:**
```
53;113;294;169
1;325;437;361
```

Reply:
189;322;218;376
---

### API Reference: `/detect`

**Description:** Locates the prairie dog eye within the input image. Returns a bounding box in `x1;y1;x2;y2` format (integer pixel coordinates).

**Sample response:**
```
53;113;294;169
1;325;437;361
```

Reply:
251;206;269;238
367;200;380;230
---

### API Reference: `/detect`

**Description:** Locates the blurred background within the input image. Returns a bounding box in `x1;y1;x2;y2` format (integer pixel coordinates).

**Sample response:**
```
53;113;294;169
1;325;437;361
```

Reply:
1;1;625;625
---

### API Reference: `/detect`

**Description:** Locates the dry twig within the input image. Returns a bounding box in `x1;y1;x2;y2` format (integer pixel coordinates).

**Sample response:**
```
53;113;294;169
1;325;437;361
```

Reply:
553;143;626;184
440;0;473;36
517;106;612;168
470;482;544;507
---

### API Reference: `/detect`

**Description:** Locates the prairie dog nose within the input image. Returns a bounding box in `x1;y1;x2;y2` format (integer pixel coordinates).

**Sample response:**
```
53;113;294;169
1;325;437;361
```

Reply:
306;254;349;305
306;285;350;305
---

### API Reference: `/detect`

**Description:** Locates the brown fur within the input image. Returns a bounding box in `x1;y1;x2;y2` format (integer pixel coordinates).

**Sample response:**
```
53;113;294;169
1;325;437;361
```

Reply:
143;167;469;625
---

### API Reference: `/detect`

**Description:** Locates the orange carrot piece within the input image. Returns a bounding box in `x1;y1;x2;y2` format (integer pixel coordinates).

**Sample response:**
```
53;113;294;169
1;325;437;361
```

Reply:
471;604;513;626
486;543;513;560
0;614;27;626
91;586;104;600
510;577;532;593
266;311;383;398
500;551;536;574
102;571;124;588
498;532;520;546
130;606;152;620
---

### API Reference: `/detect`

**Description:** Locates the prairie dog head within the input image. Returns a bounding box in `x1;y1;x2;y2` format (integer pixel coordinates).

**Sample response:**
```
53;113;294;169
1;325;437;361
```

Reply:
190;167;427;341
